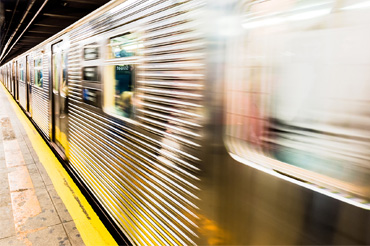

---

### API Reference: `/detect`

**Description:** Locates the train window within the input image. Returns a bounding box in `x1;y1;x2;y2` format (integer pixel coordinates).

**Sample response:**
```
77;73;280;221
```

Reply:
104;64;134;118
19;63;24;81
34;57;43;87
103;32;139;119
226;0;370;199
84;43;99;60
108;33;137;58
82;66;98;81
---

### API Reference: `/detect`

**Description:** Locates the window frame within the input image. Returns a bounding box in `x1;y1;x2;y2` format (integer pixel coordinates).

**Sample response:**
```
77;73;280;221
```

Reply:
102;31;140;123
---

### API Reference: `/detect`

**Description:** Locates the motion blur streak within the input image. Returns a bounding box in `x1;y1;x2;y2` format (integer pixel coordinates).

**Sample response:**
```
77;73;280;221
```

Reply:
226;0;370;202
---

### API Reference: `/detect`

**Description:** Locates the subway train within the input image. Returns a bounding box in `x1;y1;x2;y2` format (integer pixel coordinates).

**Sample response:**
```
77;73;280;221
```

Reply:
1;0;370;245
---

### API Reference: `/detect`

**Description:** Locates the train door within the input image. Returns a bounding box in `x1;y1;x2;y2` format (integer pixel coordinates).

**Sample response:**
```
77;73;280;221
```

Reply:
15;61;19;101
25;56;31;115
51;41;68;156
12;62;16;98
10;64;13;95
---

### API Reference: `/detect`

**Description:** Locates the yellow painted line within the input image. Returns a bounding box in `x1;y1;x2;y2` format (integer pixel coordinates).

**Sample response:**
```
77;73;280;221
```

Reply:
0;83;118;246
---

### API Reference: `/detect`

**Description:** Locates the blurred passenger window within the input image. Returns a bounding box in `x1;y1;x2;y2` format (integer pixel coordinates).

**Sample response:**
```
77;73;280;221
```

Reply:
226;0;370;200
108;33;137;58
103;32;139;119
83;66;98;81
34;57;43;87
19;63;24;82
84;44;99;60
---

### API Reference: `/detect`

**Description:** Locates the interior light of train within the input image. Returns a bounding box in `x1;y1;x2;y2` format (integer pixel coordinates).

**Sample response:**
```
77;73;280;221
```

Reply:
109;0;140;15
286;8;331;21
242;17;284;29
123;44;139;51
242;8;331;29
293;1;333;11
342;1;370;10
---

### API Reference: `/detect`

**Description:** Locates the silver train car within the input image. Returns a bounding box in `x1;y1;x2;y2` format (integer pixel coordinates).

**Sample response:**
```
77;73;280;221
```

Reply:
1;0;370;244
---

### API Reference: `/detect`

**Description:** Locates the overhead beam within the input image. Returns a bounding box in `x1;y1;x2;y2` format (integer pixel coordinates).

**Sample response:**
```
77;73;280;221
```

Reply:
34;23;60;28
64;0;101;5
28;30;55;34
43;13;80;19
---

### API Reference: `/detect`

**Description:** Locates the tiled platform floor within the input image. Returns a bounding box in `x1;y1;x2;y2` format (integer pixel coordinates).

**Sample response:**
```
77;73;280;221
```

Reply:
0;88;85;246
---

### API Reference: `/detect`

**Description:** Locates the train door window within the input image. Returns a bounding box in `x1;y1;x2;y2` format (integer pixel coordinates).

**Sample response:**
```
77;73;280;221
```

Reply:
20;63;24;81
34;57;43;87
225;0;370;200
103;32;139;119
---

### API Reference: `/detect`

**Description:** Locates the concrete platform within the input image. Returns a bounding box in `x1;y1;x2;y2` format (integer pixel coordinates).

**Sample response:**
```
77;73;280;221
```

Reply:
0;85;116;246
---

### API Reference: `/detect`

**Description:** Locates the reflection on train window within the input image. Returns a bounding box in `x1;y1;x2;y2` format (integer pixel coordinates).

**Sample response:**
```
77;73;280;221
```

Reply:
226;0;370;199
104;64;134;118
34;57;43;87
108;33;137;58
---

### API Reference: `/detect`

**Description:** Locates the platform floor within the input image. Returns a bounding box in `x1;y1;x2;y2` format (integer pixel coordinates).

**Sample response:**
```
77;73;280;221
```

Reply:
0;85;116;246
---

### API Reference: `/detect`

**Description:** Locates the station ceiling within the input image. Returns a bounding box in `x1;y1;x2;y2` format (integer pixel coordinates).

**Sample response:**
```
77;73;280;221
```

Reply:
0;0;111;65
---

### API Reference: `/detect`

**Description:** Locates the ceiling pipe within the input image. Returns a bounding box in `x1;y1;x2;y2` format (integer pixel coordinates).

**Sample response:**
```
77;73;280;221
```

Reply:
1;0;50;64
0;0;37;61
1;0;50;63
1;0;20;48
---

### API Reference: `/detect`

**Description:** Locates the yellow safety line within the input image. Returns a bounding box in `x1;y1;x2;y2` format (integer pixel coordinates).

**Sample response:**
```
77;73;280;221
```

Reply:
1;83;117;246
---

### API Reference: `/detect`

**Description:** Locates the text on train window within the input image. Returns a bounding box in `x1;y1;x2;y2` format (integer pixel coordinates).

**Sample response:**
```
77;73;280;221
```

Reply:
34;57;43;87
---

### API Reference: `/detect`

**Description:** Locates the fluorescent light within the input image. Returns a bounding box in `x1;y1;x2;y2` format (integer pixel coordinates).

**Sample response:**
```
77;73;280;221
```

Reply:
287;8;331;21
242;17;284;29
242;8;331;30
342;1;370;10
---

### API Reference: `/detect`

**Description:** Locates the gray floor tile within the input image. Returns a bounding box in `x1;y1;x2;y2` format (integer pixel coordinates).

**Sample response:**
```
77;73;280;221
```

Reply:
30;151;40;163
27;224;71;246
0;192;11;207
21;188;61;232
0;201;15;238
23;156;35;165
0;218;15;239
63;221;85;246
27;164;45;189
0;173;9;194
46;185;73;223
36;162;53;186
0;204;14;221
54;202;73;223
0;159;6;169
46;185;62;203
0;236;23;246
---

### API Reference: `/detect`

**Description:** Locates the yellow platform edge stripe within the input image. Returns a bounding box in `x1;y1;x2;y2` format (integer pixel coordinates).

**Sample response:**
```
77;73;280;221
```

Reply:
1;83;118;246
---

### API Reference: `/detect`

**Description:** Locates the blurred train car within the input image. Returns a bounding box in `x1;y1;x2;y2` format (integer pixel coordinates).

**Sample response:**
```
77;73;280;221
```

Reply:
1;0;370;245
